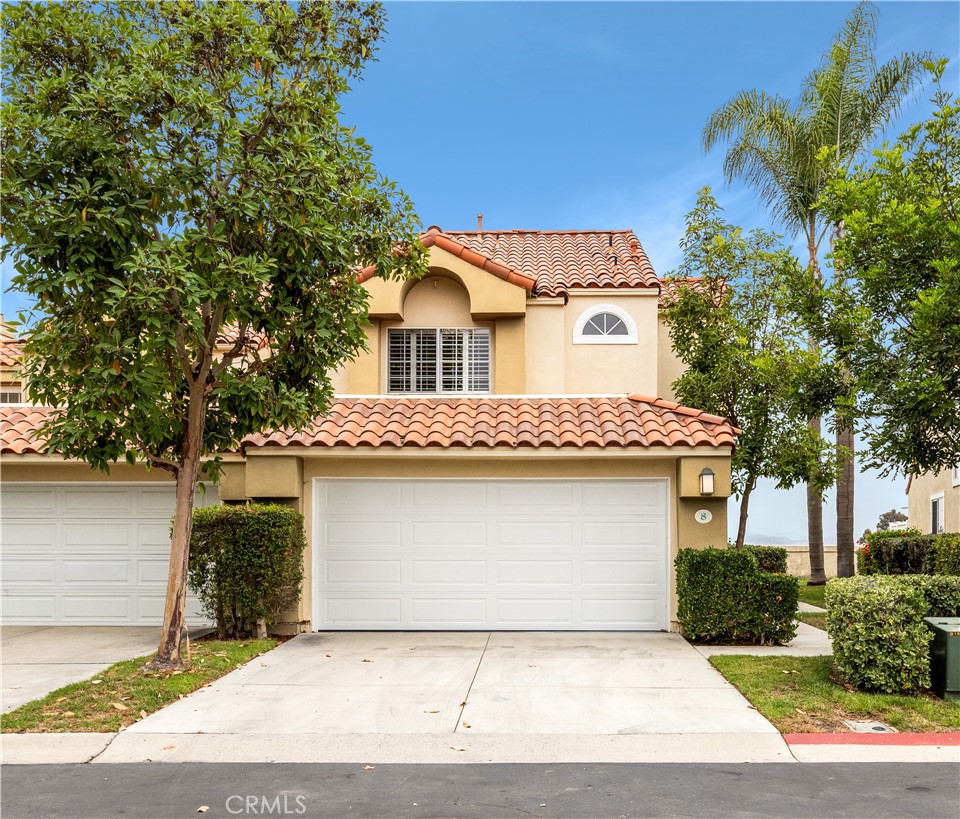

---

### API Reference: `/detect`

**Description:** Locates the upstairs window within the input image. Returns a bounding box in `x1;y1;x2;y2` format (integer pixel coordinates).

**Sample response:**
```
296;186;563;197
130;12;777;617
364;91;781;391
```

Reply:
573;304;638;345
0;388;22;404
387;328;490;394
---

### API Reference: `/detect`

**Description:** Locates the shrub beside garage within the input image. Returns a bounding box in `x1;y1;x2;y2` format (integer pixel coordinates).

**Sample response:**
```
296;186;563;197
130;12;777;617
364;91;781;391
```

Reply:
676;547;798;646
188;504;306;638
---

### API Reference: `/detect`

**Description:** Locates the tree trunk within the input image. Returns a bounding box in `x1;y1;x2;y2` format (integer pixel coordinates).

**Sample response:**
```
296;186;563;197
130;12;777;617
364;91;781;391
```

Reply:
805;224;827;586
836;418;856;577
807;416;827;585
735;477;756;548
148;390;207;671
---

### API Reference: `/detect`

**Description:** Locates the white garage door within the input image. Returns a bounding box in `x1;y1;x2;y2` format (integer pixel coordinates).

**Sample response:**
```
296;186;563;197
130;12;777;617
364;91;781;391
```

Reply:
1;483;216;625
313;478;669;631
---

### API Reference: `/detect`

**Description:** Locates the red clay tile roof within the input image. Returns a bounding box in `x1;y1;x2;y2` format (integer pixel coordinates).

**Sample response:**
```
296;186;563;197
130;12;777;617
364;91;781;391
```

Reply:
1;405;51;454
446;229;658;297
357;227;658;298
243;395;738;451
3;398;738;455
1;339;24;368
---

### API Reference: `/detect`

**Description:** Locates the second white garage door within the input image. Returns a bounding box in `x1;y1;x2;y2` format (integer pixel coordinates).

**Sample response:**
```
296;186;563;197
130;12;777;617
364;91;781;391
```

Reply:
313;478;669;631
1;483;217;626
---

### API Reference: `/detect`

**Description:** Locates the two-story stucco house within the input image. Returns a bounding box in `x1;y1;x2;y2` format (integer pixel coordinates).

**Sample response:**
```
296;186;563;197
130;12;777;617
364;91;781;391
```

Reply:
906;467;960;534
0;225;737;633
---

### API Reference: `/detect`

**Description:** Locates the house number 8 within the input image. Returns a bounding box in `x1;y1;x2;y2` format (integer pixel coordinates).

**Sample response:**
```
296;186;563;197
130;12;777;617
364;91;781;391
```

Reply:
695;509;713;524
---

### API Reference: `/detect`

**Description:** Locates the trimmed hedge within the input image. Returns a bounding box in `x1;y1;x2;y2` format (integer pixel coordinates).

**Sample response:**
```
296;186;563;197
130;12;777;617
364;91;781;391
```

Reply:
858;529;960;576
825;574;960;694
740;544;788;574
188;504;306;638
676;547;798;646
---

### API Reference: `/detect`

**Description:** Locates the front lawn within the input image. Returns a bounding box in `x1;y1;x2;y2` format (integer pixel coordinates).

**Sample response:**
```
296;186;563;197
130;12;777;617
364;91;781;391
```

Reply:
711;655;960;733
796;612;828;631
1;638;275;733
797;580;827;610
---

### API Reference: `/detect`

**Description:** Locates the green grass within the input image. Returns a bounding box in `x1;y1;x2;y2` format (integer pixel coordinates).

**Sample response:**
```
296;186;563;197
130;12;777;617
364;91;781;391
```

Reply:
1;638;276;733
711;654;960;733
797;580;827;610
796;611;828;631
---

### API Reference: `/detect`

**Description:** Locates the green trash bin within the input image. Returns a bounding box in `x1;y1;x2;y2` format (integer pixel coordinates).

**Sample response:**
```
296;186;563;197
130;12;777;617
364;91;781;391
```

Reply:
924;617;960;701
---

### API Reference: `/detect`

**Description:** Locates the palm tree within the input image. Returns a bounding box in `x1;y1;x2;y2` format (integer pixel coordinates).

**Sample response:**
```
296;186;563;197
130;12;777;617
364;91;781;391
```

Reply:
702;1;927;582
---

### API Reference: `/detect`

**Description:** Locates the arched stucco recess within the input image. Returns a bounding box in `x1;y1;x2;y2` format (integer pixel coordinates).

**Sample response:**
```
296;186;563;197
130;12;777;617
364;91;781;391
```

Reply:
364;245;528;321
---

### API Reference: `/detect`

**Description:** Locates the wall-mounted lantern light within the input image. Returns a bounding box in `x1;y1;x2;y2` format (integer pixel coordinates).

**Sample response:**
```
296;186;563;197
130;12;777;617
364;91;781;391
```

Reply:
699;467;715;497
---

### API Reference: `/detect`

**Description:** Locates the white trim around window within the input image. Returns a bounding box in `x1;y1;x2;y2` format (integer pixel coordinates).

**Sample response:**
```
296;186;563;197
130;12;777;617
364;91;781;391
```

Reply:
572;303;638;345
931;492;945;535
952;465;960;487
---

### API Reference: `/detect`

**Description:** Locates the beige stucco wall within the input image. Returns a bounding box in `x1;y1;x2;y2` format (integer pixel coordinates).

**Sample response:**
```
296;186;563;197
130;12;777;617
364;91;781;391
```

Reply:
563;293;659;395
524;300;565;393
656;318;684;402
908;469;960;533
276;448;733;632
365;247;527;321
1;459;178;483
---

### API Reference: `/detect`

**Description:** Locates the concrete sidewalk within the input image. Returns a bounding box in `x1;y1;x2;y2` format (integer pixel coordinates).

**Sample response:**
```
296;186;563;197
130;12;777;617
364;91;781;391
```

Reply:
2;627;160;713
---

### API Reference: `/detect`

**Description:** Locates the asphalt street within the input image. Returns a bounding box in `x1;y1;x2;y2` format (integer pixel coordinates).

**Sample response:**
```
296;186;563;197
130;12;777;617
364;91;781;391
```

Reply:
2;762;958;818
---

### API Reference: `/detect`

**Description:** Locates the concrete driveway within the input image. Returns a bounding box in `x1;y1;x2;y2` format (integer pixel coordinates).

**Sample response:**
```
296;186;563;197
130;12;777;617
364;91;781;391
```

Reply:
129;631;777;736
1;626;159;712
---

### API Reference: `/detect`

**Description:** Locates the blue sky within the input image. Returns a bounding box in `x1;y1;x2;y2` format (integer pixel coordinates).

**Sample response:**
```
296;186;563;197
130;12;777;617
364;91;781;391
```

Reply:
3;2;957;544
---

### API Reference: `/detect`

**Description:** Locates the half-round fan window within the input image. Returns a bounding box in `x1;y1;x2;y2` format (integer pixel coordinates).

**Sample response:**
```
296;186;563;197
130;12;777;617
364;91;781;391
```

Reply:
582;312;628;337
572;304;638;344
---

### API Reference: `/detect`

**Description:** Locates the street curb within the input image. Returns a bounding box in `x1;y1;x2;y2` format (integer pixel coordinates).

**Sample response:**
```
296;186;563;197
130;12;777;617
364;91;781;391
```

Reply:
784;732;960;746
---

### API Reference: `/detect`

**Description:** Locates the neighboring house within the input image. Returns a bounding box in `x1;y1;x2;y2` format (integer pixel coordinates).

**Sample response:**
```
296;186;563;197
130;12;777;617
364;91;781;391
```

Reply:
906;467;960;534
0;320;25;404
0;225;737;632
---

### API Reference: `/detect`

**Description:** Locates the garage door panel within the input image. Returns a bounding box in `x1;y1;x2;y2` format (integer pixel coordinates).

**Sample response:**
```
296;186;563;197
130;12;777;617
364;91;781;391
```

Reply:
325;597;402;624
2;487;57;514
63;488;135;516
582;560;661;585
412;597;486;625
583;481;663;509
497;521;574;546
413;482;487;509
325;480;403;512
136;560;170;584
411;560;486;585
2;523;58;550
325;520;401;546
582;521;661;547
62;595;131;621
314;479;668;632
62;523;132;550
4;595;56;621
582;598;659;628
495;482;574;508
1;483;216;625
498;598;573;625
62;559;131;584
1;559;57;584
326;559;402;585
137;523;177;550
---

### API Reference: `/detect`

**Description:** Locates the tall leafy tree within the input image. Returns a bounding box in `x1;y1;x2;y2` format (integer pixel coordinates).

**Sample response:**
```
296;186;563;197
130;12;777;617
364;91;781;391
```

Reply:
807;61;960;477
662;190;836;547
701;1;927;580
1;1;426;669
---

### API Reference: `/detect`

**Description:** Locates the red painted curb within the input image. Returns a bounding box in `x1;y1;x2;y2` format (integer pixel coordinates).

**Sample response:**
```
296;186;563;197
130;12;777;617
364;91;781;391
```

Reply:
784;733;960;746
